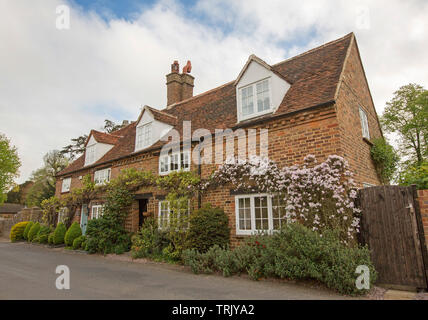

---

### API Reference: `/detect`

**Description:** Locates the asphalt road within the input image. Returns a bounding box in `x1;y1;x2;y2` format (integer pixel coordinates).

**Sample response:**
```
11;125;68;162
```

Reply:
0;239;350;300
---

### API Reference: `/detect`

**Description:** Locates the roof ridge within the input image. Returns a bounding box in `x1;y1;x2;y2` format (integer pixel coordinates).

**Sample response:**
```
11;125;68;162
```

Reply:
166;80;234;109
272;32;354;67
146;105;178;118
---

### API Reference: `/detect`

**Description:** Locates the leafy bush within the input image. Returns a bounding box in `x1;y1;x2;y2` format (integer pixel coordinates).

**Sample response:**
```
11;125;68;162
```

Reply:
183;224;376;295
10;221;30;242
370;138;399;184
36;225;51;244
85;218;131;255
38;234;49;244
131;218;169;259
186;204;230;253
23;221;34;240
72;235;86;250
53;222;66;245
65;222;82;247
27;222;41;242
48;232;54;245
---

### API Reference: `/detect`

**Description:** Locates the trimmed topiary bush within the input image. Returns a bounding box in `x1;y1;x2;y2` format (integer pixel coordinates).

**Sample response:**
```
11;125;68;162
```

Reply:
53;222;67;245
48;232;54;245
23;221;34;240
39;233;49;244
72;235;85;250
36;225;51;244
27;222;41;242
9;221;30;242
186;204;230;253
65;222;82;247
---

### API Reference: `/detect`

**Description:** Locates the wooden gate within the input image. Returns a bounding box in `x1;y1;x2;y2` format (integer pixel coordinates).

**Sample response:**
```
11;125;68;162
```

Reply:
359;185;428;289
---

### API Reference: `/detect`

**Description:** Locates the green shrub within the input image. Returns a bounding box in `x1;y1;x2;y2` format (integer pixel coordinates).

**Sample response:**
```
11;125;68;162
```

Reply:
48;232;54;245
85;215;131;255
10;221;30;242
38;234;49;244
186;204;230;253
81;240;87;250
53;222;67;245
72;235;85;250
131;218;169;259
182;224;376;295
35;225;51;244
27;222;41;242
23;221;34;240
65;222;82;247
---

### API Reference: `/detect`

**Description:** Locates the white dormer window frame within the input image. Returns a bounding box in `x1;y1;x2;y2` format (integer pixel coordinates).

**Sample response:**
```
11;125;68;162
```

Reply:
61;177;71;193
85;144;96;166
159;150;191;175
136;122;152;151
237;77;273;121
94;168;111;185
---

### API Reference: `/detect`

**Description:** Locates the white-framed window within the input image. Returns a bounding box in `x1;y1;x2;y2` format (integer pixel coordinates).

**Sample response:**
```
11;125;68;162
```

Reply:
359;107;370;139
158;200;190;230
91;205;103;219
58;207;68;224
94;168;111;185
61;177;71;193
238;78;272;121
159;151;191;175
136;123;152;150
235;194;287;235
85;144;96;165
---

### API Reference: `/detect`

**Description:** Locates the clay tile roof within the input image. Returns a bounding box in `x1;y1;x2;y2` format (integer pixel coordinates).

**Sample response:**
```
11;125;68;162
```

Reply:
57;33;354;176
0;203;24;213
145;105;178;126
87;130;122;146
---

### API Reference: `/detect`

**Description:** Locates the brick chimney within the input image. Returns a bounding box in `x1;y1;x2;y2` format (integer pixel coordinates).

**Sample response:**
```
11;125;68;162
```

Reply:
166;60;194;107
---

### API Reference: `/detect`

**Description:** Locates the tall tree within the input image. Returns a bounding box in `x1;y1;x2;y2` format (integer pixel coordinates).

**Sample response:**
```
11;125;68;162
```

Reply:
26;150;68;207
0;133;21;204
381;83;428;165
60;119;124;160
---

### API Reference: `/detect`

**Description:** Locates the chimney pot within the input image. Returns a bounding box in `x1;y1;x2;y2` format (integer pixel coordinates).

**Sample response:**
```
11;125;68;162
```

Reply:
171;60;179;73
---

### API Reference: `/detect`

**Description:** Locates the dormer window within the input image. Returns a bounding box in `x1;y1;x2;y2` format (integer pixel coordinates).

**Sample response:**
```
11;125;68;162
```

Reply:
238;78;272;121
85;145;96;165
136;122;152;150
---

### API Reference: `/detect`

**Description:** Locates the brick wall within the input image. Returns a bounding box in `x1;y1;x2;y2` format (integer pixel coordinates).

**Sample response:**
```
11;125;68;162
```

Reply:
418;189;428;249
335;37;383;186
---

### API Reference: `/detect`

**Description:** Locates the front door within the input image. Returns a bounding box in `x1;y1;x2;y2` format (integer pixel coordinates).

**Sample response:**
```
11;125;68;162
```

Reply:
138;199;148;229
80;204;89;235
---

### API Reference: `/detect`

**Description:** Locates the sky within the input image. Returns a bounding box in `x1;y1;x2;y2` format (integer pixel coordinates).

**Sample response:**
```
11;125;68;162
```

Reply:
0;0;427;184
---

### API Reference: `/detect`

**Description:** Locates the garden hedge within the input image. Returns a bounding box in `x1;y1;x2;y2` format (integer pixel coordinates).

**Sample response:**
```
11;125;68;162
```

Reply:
10;221;30;242
23;221;34;240
72;235;85;250
65;222;82;247
53;222;66;245
27;222;41;242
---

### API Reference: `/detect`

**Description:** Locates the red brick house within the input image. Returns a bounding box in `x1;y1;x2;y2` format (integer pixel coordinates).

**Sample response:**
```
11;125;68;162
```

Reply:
55;33;382;244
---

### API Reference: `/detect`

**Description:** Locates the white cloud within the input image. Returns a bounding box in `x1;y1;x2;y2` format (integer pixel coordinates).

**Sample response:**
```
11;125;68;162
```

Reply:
0;0;427;184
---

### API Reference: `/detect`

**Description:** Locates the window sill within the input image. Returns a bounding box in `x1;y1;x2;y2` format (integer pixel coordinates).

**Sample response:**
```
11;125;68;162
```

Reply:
362;137;373;146
61;191;70;194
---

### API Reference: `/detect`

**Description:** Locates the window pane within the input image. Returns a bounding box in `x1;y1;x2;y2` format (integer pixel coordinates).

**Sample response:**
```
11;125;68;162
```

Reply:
272;195;286;229
256;80;270;112
254;196;268;230
238;197;251;230
241;86;254;116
